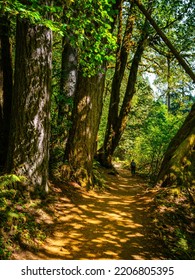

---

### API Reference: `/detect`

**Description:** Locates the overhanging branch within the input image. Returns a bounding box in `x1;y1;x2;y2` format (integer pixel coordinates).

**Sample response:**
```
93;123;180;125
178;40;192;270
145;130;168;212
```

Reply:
132;0;195;82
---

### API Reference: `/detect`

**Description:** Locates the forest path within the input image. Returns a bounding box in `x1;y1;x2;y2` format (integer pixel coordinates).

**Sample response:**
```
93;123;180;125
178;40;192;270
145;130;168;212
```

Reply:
13;165;168;260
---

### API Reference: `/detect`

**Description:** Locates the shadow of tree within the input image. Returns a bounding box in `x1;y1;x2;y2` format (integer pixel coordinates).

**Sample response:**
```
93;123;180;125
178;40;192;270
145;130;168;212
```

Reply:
12;168;170;260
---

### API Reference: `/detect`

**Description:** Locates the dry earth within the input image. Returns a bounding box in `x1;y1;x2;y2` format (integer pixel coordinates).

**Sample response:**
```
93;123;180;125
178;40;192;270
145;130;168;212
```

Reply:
12;166;169;260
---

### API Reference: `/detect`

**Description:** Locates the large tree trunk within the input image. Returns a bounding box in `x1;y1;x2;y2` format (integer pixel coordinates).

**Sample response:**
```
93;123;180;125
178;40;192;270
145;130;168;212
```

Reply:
7;17;52;194
64;69;105;188
157;103;195;189
0;15;13;170
61;1;122;186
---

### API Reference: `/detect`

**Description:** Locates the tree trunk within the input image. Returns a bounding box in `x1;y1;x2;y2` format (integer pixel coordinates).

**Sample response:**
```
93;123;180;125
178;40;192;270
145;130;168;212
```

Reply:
57;37;78;146
166;54;171;111
0;15;13;170
7;17;52;194
64;69;105;188
0;38;2;129
0;39;2;146
157;103;195;188
97;25;148;167
57;36;77;140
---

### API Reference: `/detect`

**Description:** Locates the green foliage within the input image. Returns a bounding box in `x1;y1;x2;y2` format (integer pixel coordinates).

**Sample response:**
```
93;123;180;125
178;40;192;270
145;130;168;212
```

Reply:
0;174;46;259
140;0;195;106
64;0;117;76
92;161;107;191
175;228;189;253
0;174;25;188
154;187;195;259
135;103;185;179
1;0;117;76
0;0;64;33
113;75;187;180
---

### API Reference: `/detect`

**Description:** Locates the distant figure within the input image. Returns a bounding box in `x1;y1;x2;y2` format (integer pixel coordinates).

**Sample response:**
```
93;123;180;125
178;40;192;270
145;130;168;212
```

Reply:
130;159;136;175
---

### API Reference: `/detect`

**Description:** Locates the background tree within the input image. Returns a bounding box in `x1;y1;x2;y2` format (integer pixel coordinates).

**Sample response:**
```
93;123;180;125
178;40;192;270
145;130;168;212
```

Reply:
49;3;78;168
143;0;195;112
136;0;195;184
97;1;152;168
133;0;195;82
97;0;195;169
57;4;78;141
101;74;187;180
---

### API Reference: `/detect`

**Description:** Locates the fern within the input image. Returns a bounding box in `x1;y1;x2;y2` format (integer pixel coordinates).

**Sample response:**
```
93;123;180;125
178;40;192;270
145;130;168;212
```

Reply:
0;174;25;188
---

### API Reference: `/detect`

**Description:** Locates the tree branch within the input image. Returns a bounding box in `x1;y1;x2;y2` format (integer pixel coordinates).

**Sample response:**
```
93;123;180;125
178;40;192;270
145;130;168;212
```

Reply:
132;0;195;82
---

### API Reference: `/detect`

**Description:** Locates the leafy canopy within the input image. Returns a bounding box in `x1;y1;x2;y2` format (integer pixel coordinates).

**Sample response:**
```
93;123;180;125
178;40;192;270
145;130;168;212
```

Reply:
0;0;117;76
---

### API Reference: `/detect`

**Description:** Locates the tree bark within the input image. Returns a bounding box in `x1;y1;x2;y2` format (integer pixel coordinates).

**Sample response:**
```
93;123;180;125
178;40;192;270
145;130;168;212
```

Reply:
0;38;2;129
97;20;148;168
157;103;195;188
166;54;171;111
64;69;105;188
0;15;13;170
57;36;77;143
58;37;77;122
7;17;52;194
107;4;135;134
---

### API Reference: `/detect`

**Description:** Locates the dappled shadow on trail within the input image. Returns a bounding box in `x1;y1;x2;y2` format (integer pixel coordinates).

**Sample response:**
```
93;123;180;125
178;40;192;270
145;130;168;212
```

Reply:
12;167;169;260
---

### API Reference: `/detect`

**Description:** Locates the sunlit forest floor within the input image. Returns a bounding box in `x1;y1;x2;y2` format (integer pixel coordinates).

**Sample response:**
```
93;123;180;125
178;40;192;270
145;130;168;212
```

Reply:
11;165;170;260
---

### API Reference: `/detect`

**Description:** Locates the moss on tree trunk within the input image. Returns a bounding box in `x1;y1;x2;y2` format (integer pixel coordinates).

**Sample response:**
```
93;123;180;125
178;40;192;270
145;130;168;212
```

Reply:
157;103;195;189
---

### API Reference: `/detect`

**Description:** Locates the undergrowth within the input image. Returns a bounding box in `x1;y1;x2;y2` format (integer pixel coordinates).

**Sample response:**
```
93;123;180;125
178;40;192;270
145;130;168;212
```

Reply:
153;187;195;259
0;174;47;259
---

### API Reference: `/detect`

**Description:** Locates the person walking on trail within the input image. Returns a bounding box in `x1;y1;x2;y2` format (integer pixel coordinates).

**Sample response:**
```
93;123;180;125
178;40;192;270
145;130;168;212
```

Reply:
131;159;136;175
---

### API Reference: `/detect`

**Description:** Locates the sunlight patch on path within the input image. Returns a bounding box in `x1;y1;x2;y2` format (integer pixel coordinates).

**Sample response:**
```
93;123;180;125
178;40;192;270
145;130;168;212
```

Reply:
13;168;167;260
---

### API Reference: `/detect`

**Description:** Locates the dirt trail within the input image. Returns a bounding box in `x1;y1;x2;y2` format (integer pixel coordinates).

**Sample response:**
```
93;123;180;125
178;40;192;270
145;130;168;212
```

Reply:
13;166;168;260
